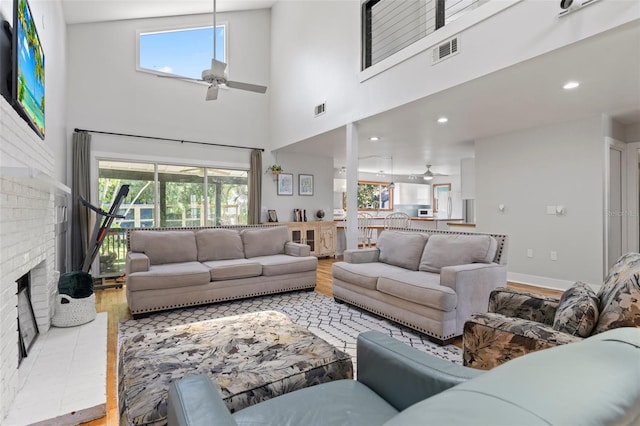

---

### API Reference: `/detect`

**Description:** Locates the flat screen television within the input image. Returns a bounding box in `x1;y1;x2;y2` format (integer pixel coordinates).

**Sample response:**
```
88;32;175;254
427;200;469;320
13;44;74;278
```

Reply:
12;0;45;139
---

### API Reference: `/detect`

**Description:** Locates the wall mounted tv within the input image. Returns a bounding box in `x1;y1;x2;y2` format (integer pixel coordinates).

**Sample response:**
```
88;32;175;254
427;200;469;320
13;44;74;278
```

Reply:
12;0;45;139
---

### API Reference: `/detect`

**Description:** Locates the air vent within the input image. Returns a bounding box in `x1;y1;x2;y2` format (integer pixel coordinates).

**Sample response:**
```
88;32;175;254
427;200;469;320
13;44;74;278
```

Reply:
314;102;326;117
432;35;460;64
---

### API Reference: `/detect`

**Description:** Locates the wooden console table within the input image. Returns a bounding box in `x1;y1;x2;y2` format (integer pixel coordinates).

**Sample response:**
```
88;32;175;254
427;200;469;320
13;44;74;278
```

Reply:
269;221;337;258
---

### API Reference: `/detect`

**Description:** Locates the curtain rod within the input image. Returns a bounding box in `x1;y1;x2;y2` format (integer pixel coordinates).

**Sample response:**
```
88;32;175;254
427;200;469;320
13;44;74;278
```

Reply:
73;128;264;152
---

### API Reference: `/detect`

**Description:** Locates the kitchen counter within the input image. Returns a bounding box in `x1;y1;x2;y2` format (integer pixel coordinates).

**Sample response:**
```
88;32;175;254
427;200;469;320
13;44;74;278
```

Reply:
334;216;465;255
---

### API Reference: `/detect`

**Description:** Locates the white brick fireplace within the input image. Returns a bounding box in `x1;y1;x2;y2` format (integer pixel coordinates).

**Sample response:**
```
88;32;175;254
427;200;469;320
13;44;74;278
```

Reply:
0;98;62;419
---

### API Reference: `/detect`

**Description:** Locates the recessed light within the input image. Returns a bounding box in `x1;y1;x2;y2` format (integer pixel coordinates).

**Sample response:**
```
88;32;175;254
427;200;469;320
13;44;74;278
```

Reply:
563;81;580;90
437;117;448;124
369;136;379;141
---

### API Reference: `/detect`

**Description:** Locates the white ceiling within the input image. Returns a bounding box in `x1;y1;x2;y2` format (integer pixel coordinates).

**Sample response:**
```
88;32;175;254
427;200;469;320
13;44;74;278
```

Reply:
60;1;640;176
285;21;640;175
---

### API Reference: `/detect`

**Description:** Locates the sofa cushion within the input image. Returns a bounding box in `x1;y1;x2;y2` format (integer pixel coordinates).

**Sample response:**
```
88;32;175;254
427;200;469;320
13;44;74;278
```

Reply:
419;234;498;273
196;229;244;262
241;227;290;258
332;262;410;291
377;272;457;311
127;262;211;291
377;231;428;271
552;282;599;337
129;230;198;265
249;255;317;276
593;252;640;334
233;380;398;426
202;259;262;281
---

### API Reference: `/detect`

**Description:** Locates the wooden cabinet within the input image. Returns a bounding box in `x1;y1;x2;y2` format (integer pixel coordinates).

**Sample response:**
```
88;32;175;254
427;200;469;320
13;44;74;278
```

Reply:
317;222;337;257
283;221;336;258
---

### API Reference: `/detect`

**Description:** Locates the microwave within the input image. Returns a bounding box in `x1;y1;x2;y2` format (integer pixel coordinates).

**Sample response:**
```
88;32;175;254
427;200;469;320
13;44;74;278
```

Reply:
417;208;431;217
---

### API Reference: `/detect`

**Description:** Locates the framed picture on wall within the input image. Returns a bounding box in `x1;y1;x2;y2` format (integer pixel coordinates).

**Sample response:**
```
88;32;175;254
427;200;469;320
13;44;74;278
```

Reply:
299;174;314;196
277;173;294;196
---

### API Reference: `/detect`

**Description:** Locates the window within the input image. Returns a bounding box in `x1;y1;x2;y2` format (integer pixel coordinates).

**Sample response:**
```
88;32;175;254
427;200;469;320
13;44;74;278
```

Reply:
357;180;394;211
138;25;226;80
97;160;247;277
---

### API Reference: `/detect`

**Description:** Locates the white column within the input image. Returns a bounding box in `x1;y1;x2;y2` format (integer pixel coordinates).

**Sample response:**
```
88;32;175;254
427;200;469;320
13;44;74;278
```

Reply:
346;123;359;250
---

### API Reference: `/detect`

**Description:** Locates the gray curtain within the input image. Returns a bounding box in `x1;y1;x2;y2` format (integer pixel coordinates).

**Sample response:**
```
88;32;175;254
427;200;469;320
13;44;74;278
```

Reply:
248;149;262;224
71;131;91;271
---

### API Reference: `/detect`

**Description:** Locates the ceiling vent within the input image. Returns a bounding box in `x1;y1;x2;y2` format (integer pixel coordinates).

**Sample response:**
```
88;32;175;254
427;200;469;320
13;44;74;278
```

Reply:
432;35;459;64
314;102;326;117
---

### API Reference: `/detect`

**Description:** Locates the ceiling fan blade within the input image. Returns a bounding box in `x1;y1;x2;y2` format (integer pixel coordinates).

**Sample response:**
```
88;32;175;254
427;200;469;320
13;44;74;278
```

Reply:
205;84;219;101
226;80;268;94
211;58;227;78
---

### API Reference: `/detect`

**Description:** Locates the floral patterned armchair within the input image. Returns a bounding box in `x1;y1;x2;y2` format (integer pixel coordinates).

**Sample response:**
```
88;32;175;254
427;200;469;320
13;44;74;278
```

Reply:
463;252;640;370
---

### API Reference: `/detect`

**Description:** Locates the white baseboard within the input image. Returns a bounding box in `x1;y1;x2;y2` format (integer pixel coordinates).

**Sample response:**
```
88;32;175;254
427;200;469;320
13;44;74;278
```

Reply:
507;272;600;292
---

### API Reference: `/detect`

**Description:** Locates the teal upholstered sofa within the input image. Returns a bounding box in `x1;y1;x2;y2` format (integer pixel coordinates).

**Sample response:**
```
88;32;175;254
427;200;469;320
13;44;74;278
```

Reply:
167;327;640;425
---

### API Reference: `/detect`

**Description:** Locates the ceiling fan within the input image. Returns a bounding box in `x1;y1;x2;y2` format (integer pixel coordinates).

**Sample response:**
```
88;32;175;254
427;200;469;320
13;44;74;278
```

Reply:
422;164;448;181
160;0;267;101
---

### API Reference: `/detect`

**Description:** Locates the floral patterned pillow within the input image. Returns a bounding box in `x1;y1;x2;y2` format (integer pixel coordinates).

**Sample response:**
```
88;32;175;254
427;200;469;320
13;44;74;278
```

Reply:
552;282;599;337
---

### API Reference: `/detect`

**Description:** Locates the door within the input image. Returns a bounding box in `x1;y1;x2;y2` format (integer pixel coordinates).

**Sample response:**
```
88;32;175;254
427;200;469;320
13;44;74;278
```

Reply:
608;140;626;270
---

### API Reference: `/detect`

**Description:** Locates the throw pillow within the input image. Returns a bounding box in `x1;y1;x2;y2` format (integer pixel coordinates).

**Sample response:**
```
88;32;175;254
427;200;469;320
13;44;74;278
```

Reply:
377;231;428;271
552;281;599;337
593;252;640;334
419;234;497;273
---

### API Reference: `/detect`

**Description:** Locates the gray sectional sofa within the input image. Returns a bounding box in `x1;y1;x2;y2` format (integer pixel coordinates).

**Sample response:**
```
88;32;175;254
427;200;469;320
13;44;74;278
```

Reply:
332;229;508;344
125;225;317;317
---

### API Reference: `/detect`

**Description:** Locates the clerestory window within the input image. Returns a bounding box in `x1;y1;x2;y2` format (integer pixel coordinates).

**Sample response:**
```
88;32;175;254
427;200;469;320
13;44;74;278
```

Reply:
137;24;226;80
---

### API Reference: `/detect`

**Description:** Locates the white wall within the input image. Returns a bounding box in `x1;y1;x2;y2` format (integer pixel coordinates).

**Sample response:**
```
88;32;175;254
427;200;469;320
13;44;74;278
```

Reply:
0;0;67;419
260;152;333;223
269;0;359;149
475;115;605;289
269;0;639;149
66;9;271;167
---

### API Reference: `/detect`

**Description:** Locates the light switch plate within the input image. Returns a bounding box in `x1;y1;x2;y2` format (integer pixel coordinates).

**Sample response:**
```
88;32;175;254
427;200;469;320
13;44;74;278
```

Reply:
550;251;558;261
546;206;556;215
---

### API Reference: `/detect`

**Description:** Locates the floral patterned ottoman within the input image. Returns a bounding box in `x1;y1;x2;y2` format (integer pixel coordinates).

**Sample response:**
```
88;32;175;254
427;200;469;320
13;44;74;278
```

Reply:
118;310;353;426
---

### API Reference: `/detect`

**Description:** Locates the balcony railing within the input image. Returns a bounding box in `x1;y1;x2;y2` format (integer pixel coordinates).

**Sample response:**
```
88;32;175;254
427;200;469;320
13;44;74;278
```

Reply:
362;0;489;69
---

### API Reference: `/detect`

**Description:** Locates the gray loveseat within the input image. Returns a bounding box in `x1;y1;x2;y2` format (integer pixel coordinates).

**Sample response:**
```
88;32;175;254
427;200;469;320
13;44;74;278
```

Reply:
125;225;317;317
332;229;508;344
167;327;640;425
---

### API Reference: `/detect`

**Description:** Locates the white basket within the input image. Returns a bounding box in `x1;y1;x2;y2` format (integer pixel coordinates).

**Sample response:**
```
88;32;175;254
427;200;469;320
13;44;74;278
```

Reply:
52;293;96;327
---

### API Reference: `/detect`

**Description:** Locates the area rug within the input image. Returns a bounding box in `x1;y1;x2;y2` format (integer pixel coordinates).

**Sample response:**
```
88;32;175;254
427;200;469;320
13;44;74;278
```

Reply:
119;291;462;366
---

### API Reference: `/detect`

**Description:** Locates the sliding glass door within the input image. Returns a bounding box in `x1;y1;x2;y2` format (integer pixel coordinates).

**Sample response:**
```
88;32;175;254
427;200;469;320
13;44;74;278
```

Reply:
97;160;248;277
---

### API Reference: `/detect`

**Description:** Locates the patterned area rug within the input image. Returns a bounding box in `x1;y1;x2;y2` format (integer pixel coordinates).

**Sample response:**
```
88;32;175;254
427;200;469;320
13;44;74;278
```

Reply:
119;290;462;366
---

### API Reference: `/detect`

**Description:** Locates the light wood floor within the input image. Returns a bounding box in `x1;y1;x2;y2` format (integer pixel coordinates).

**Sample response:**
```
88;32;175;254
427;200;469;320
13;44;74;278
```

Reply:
83;257;562;425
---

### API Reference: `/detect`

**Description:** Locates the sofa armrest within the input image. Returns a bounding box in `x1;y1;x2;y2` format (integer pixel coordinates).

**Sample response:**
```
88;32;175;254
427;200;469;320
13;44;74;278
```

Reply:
284;241;310;257
356;331;482;411
488;287;559;325
463;312;582;370
126;252;150;274
344;248;380;264
167;375;237;426
440;263;507;335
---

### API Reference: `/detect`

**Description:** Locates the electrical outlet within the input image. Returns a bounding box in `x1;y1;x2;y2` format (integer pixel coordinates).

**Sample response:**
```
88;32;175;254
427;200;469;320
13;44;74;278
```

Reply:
546;206;556;215
550;251;558;261
527;249;534;258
